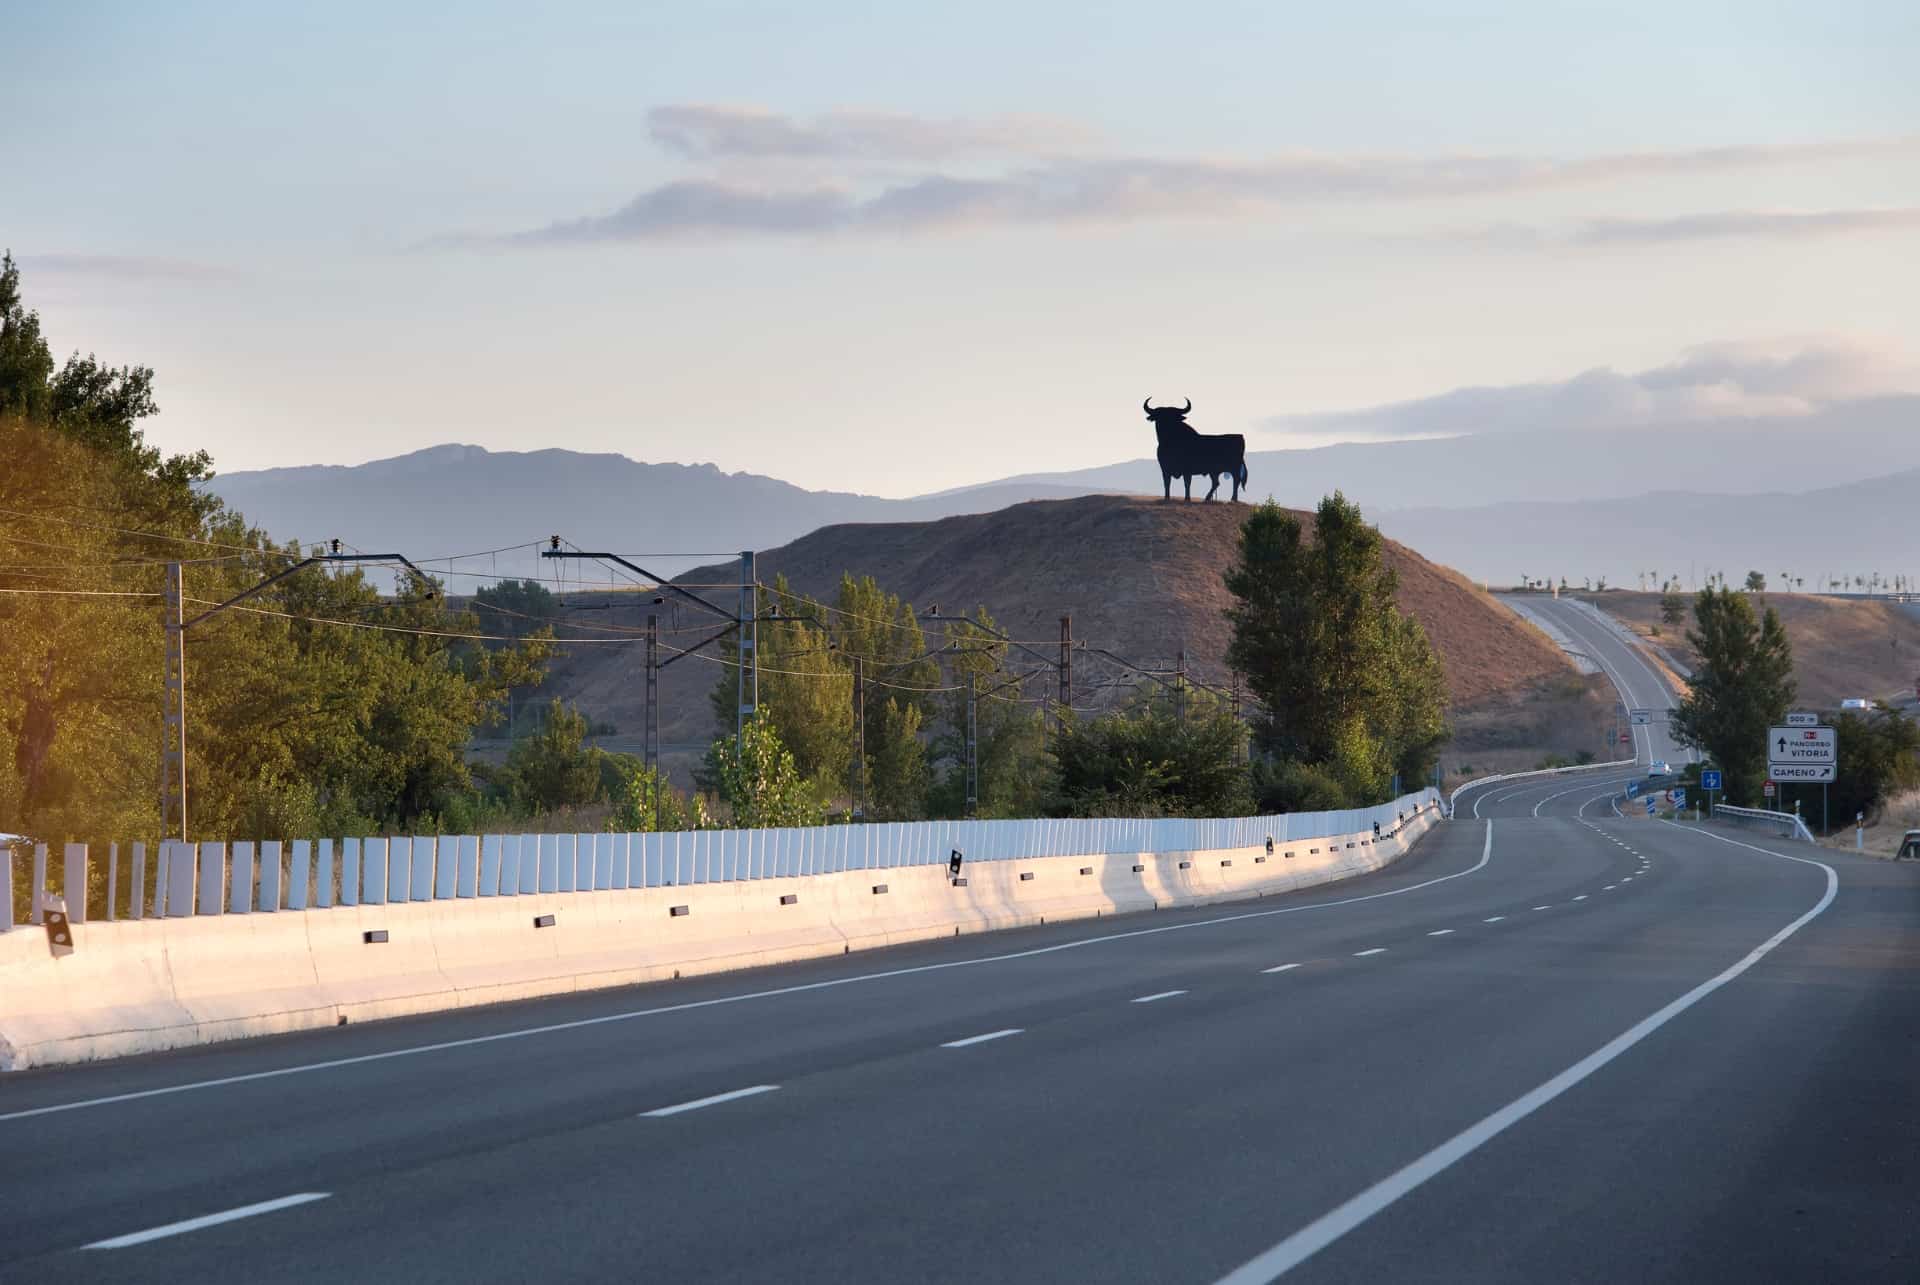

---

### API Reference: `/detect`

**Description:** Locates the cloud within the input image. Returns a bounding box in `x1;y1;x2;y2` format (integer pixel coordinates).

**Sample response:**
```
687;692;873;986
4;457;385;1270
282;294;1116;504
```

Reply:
22;253;242;282
647;104;1090;162
491;123;1920;247
450;105;1920;247
1461;207;1920;248
1266;338;1920;441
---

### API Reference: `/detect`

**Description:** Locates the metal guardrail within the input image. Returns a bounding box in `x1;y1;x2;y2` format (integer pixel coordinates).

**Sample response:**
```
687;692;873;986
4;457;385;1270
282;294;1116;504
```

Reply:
1448;758;1639;818
1710;803;1815;843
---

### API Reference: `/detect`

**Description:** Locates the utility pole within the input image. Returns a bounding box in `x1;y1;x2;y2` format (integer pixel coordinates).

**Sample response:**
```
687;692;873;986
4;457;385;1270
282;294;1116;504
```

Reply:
1175;650;1188;722
737;551;757;748
1059;615;1073;718
159;547;433;841
851;656;867;820
161;562;188;842
644;613;659;775
966;673;979;818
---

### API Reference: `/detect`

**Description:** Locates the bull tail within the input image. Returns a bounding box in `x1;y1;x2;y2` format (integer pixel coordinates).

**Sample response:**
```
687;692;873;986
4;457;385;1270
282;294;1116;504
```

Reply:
1238;460;1249;487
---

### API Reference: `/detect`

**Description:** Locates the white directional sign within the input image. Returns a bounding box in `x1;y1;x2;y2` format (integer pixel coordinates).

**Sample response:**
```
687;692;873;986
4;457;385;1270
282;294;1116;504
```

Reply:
1769;725;1835;766
1629;709;1652;725
1770;763;1836;782
1786;711;1819;727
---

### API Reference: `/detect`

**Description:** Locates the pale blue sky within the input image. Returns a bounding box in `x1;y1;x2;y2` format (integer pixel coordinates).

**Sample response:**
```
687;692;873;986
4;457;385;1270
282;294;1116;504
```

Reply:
6;1;1918;494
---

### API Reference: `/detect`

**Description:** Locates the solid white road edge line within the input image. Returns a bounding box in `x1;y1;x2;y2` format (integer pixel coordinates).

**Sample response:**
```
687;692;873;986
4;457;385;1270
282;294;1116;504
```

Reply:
940;1029;1023;1049
0;821;1495;1126
1132;990;1188;1004
83;1193;331;1250
1210;824;1838;1285
641;1084;780;1118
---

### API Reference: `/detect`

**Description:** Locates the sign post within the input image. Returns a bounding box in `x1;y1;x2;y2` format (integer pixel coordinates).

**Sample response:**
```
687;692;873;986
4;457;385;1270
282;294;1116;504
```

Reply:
1700;768;1722;818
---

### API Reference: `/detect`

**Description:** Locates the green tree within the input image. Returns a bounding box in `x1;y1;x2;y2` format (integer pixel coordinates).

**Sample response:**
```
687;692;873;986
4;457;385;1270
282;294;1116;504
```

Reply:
502;700;604;812
1820;707;1920;830
1744;571;1766;592
868;698;932;820
1224;494;1449;804
702;713;825;828
1670;587;1795;805
1660;589;1686;626
1048;699;1249;818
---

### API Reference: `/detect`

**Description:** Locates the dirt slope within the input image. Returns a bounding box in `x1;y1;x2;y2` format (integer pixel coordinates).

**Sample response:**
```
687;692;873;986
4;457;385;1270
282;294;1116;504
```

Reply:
1584;591;1920;708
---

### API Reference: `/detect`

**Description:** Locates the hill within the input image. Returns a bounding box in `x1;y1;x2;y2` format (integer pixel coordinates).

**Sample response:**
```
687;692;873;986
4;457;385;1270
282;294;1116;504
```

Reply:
510;495;1588;781
1581;591;1920;710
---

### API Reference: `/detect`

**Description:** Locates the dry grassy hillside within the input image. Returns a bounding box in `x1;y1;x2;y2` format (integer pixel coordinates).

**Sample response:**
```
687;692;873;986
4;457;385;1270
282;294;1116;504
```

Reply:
498;496;1585;780
1586;591;1920;708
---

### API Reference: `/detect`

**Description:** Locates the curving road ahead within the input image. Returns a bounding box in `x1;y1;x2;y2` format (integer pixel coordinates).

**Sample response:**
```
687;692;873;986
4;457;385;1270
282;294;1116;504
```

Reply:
1465;595;1698;821
1;602;1915;1282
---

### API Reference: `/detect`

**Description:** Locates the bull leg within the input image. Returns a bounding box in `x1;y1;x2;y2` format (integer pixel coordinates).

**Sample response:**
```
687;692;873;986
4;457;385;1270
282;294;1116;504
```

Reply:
1204;473;1221;501
1163;470;1173;501
1183;474;1193;501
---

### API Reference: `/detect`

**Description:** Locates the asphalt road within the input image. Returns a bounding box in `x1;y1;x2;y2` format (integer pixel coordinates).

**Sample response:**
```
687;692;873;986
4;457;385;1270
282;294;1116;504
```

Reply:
3;808;1915;1283
1495;593;1696;773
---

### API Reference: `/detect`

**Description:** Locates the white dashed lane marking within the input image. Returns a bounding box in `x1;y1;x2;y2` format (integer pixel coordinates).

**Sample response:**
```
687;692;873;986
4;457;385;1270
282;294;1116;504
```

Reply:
1427;929;1455;937
642;1085;781;1118
1483;916;1506;923
1261;964;1301;975
1132;990;1188;1004
940;1029;1023;1049
84;1194;331;1250
1354;948;1388;958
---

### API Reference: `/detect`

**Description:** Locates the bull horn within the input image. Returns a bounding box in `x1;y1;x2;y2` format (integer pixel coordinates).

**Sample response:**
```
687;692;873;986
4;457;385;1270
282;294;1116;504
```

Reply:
1143;397;1155;414
1180;397;1191;413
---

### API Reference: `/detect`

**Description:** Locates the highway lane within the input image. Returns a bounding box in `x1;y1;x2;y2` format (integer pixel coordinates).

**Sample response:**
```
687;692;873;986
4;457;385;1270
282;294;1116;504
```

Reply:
4;814;1914;1283
1496;594;1694;771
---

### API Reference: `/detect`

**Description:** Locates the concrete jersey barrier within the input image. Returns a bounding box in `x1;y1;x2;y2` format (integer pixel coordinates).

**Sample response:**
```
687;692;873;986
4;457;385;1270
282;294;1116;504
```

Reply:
0;795;1442;1071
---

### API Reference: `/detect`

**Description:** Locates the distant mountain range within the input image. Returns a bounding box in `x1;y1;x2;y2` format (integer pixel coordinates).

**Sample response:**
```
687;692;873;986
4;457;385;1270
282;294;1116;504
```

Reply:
1379;467;1920;587
203;395;1920;589
206;444;1115;583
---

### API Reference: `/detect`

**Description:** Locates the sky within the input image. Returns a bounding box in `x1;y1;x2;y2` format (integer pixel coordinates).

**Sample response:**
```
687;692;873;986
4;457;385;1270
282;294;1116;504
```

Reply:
5;0;1919;496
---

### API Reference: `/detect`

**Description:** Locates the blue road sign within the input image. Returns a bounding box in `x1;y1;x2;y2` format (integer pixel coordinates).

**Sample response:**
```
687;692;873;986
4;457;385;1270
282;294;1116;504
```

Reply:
1627;781;1640;798
1701;769;1723;791
1673;788;1687;807
1645;797;1657;816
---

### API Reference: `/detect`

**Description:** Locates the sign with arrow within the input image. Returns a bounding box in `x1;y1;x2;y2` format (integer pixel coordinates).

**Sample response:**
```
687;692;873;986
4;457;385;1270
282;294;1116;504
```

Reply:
1769;725;1835;775
1629;709;1653;725
1700;769;1722;791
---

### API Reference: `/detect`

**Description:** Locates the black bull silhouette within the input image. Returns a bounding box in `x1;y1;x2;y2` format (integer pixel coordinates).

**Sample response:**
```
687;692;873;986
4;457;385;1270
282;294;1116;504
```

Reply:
1144;398;1247;502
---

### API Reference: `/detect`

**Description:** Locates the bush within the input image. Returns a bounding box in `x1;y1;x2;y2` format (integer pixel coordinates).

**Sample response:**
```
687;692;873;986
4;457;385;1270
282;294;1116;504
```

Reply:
1049;705;1250;818
1250;759;1350;813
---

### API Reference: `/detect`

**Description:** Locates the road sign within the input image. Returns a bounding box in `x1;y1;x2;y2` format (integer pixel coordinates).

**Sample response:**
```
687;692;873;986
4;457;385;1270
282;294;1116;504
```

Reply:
1672;788;1686;808
1769;725;1835;767
1700;769;1723;791
1627;781;1639;798
1645;797;1657;815
1629;709;1652;725
1786;711;1819;727
1763;781;1776;798
1769;763;1836;783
